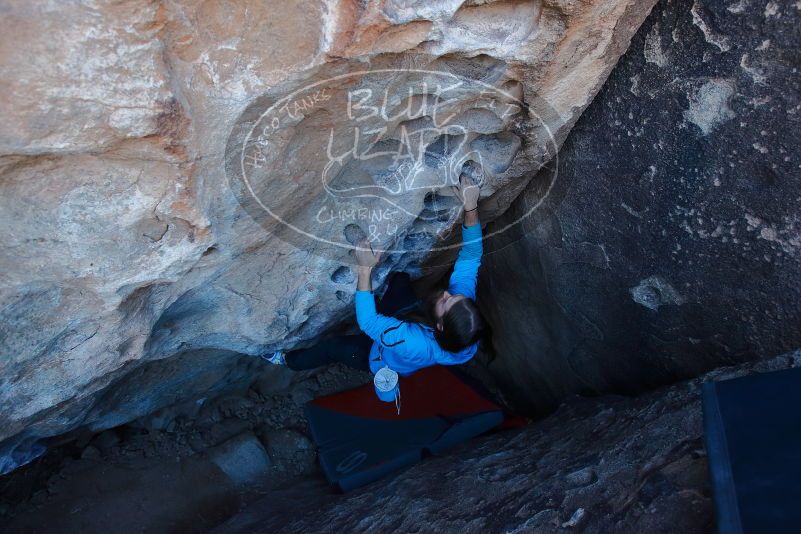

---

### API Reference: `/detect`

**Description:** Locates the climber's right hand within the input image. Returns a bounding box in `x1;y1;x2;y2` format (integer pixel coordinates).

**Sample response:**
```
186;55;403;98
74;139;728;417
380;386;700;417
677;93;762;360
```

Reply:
354;238;382;269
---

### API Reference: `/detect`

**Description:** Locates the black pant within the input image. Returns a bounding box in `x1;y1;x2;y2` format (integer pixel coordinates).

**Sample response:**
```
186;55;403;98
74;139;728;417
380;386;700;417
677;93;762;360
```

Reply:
285;334;374;371
285;272;418;372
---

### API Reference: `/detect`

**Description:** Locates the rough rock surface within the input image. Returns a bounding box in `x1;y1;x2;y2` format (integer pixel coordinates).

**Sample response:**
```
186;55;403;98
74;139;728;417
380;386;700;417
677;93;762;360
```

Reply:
0;360;364;530
207;432;272;485
0;0;657;470
479;0;801;413
213;352;800;533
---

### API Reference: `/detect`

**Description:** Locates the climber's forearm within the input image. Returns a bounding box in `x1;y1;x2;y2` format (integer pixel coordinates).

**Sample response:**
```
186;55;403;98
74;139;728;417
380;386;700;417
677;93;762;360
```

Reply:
463;207;479;228
357;266;373;292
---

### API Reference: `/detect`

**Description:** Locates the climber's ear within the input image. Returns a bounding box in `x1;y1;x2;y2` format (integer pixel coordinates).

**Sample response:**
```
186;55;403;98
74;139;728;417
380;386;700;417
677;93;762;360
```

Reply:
436;320;444;332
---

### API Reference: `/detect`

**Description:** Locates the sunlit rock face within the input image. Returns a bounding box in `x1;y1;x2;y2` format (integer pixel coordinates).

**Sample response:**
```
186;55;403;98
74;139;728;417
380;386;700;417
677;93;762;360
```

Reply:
0;0;656;471
479;0;801;414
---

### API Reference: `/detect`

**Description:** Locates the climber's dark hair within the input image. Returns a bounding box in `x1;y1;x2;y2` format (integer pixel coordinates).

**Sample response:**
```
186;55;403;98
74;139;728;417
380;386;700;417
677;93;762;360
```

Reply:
434;297;485;352
400;289;491;355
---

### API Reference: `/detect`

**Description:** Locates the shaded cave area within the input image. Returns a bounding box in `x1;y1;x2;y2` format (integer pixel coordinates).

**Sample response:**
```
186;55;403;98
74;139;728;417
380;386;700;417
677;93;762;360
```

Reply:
0;321;515;532
6;341;801;533
0;352;376;532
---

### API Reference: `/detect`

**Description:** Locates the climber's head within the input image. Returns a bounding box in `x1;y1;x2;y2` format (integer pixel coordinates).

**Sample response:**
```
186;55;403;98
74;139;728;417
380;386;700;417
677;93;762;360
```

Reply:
426;289;485;352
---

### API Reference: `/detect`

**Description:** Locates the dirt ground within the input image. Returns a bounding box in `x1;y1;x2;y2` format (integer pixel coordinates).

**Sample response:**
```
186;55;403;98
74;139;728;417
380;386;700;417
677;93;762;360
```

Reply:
0;353;508;533
0;360;369;533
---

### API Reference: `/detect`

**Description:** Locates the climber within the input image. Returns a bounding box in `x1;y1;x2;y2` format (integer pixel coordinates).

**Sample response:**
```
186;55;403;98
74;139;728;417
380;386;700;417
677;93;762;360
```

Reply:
263;174;487;404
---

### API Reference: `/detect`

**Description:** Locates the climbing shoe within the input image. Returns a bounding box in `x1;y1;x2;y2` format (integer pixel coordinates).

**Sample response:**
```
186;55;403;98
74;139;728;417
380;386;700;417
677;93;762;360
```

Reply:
261;351;286;365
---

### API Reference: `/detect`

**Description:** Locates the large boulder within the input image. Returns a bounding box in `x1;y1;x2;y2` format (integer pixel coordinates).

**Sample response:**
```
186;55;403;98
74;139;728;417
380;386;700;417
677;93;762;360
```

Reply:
479;0;801;413
0;0;657;471
206;432;272;485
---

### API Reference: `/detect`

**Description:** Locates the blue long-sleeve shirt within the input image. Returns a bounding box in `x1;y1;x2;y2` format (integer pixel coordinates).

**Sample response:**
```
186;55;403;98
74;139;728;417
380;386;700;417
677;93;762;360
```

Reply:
355;223;483;402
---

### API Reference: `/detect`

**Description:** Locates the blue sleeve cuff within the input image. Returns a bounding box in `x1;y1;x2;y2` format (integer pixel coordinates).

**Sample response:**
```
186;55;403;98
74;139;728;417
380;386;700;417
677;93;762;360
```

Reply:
460;223;482;258
462;223;482;239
